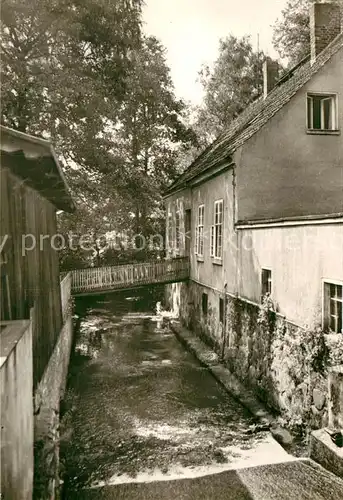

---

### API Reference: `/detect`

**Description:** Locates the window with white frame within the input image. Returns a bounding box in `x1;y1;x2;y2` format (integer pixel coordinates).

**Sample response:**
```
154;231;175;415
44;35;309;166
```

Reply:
307;94;337;131
196;205;204;256
323;281;342;334
211;200;223;259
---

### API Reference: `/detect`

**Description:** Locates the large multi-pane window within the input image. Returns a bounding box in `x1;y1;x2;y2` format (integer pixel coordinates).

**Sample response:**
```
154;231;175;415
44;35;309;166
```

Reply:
196;204;204;257
324;281;342;334
212;200;223;259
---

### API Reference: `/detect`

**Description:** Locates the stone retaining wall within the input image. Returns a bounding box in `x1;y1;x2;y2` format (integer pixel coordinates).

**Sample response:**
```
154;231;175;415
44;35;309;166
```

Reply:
328;366;343;430
166;280;342;431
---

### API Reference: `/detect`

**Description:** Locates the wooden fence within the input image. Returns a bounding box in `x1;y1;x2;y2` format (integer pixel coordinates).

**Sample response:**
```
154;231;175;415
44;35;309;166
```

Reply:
1;168;63;389
60;272;72;322
71;257;190;295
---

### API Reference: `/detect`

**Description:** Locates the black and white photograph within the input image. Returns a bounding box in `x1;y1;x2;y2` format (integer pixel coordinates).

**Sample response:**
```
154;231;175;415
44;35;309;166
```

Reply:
1;0;342;498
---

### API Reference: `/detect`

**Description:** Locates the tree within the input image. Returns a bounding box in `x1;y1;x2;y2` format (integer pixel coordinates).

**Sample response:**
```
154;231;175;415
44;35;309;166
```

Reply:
1;1;196;267
109;36;197;236
194;35;264;143
272;0;310;66
1;0;143;169
57;181;135;270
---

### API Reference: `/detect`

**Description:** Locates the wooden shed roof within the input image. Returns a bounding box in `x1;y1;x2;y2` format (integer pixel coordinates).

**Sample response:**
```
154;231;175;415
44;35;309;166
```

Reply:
0;125;75;212
165;32;343;196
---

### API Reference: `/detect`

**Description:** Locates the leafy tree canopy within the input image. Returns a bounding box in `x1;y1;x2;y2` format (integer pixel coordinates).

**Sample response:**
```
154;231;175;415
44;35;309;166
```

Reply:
272;0;311;66
1;0;196;267
194;35;265;144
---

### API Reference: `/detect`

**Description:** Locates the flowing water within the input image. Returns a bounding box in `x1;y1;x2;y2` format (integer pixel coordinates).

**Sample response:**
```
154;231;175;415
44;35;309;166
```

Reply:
61;291;295;496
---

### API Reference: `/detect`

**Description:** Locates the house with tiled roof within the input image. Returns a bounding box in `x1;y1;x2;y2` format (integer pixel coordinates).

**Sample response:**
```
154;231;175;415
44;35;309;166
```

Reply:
164;3;343;424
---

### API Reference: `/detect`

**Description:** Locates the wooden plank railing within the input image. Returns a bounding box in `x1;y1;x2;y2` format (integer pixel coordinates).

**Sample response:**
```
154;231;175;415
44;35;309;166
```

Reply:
70;257;190;295
60;272;72;321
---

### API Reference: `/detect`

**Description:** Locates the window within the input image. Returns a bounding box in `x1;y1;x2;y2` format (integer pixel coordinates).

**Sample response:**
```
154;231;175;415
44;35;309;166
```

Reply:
202;293;208;316
219;297;224;324
175;210;181;251
210;225;215;257
307;94;337;131
185;209;191;256
212;200;223;259
323;282;342;334
261;269;272;298
196;205;204;257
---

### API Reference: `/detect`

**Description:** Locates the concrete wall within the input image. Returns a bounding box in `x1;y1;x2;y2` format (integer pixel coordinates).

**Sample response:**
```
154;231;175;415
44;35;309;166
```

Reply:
167;183;343;330
165;280;225;349
33;317;73;499
33;274;74;498
1;320;33;500
0;270;73;500
235;48;343;222
237;222;343;327
166;172;237;295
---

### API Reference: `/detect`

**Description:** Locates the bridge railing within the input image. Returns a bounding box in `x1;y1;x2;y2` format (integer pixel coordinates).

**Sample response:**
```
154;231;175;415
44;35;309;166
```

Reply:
60;272;72;322
71;257;189;294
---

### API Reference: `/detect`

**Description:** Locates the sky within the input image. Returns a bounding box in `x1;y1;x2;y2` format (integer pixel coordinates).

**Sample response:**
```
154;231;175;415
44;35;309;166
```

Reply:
143;0;289;104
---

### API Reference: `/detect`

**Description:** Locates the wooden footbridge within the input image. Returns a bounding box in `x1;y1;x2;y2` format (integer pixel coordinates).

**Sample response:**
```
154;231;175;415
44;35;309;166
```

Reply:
69;257;189;296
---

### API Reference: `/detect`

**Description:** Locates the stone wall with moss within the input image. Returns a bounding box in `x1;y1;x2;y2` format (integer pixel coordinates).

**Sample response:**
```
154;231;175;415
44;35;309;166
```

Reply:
166;280;343;432
328;367;343;430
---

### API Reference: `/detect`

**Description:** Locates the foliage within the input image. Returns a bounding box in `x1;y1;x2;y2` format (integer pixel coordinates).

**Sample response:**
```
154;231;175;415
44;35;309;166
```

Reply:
195;35;265;143
2;0;196;267
1;0;144;206
272;325;327;383
325;334;343;367
109;35;198;236
224;293;335;430
272;0;311;66
271;323;328;428
226;295;243;343
1;0;142;134
257;294;276;328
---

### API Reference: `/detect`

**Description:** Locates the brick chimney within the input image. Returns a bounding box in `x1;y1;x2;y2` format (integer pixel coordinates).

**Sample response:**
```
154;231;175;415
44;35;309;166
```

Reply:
263;57;279;99
310;2;342;64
